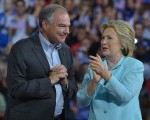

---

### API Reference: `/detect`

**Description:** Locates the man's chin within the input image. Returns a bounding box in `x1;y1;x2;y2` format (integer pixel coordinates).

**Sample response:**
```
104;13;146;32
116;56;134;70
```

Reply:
59;39;66;43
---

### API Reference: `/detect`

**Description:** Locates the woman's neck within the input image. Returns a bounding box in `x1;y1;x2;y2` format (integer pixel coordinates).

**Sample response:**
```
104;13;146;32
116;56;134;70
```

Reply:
106;54;122;70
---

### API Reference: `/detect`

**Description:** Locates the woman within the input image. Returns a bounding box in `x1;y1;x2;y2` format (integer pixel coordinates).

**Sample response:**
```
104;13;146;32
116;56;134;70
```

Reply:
77;20;144;120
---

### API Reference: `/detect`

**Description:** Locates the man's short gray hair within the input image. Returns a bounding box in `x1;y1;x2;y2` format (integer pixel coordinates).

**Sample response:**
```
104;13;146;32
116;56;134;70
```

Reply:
39;4;68;27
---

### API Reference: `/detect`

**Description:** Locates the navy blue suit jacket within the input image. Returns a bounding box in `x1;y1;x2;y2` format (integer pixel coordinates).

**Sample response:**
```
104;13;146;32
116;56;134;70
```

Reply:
4;33;77;120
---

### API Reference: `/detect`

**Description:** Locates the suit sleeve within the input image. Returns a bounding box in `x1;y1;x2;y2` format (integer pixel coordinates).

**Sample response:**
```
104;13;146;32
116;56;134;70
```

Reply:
64;48;78;98
104;61;144;103
7;44;53;99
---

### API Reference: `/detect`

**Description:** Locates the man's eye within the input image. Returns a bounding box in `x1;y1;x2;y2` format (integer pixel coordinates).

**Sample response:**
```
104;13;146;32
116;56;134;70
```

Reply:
59;26;65;27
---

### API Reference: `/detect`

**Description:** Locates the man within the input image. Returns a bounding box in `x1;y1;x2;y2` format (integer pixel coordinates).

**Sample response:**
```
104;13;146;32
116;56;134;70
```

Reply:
4;4;78;120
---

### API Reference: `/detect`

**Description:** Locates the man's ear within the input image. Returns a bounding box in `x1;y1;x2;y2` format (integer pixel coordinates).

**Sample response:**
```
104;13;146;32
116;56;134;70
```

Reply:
42;20;49;30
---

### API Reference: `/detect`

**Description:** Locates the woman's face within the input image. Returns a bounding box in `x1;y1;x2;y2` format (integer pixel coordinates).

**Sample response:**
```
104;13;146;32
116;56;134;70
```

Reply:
100;27;122;58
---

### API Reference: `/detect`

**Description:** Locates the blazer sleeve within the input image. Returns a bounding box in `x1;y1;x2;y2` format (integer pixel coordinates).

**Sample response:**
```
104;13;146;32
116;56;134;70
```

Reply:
7;43;53;99
104;60;144;103
77;67;96;107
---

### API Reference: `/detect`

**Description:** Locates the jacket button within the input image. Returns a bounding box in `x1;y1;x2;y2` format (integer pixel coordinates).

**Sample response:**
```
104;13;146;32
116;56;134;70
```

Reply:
104;110;107;114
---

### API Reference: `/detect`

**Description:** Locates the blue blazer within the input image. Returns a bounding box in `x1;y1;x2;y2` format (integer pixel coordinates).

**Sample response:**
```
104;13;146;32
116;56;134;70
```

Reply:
77;56;144;120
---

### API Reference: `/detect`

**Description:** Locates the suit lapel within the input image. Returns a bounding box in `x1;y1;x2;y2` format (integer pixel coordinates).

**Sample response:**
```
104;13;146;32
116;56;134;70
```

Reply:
32;33;50;73
58;47;67;68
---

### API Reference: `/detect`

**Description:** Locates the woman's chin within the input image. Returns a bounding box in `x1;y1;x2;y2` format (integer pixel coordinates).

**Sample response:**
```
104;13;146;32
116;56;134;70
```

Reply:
102;52;110;57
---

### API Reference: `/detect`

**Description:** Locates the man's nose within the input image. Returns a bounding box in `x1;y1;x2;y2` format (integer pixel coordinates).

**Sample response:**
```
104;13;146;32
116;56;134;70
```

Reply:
64;27;69;34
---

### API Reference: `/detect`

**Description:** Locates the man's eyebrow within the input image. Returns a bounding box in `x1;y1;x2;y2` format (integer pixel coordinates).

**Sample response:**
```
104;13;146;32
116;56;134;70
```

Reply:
58;24;71;27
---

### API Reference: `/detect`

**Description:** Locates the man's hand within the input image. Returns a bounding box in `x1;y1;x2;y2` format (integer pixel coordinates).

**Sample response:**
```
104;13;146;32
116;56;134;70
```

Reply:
49;65;68;85
59;77;68;89
49;71;59;85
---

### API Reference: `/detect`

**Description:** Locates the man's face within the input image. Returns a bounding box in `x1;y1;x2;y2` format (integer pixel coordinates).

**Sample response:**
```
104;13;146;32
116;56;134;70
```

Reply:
45;10;70;44
4;0;13;11
16;1;26;15
135;24;143;39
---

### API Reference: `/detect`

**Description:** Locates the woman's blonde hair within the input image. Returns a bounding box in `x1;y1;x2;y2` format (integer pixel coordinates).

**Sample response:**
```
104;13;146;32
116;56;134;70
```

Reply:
100;20;135;56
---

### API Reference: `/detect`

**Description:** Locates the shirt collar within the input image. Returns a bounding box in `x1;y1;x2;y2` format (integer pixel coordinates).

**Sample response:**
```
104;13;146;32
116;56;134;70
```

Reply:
38;32;62;50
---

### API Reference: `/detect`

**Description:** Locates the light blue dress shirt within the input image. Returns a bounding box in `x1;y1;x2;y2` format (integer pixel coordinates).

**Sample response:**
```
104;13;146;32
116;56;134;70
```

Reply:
77;56;144;120
39;32;63;116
